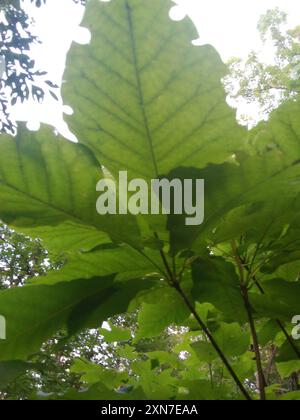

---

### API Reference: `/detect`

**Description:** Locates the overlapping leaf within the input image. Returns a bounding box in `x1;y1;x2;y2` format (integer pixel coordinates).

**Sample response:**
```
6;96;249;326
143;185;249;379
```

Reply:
0;126;141;250
63;0;245;180
0;275;157;361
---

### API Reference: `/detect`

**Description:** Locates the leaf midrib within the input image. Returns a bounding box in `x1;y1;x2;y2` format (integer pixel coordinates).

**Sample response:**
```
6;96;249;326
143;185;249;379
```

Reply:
125;0;158;178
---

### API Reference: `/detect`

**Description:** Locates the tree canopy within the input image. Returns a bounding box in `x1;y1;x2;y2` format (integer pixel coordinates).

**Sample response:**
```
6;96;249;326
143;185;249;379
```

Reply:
226;7;300;124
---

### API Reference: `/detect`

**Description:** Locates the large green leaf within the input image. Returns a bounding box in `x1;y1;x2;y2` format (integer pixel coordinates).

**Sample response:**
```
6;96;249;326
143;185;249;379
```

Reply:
192;256;246;322
249;98;300;166
28;245;163;285
191;323;249;362
0;275;152;361
19;222;110;255
168;150;300;252
254;279;300;321
192;256;300;323
136;287;190;339
276;360;300;379
1;0;300;400
63;0;244;180
0;127;141;250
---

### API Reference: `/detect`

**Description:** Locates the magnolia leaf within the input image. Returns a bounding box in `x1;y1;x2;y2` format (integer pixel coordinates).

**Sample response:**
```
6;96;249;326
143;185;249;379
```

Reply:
0;127;141;249
0;275;153;360
64;0;244;180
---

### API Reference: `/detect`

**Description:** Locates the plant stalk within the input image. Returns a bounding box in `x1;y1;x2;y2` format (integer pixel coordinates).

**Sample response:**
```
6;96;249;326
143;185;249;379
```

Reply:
244;263;300;360
173;281;252;401
231;241;266;400
158;244;252;401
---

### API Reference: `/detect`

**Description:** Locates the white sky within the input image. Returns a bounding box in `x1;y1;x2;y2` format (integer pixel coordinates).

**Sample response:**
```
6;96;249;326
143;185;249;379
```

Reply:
176;0;300;59
10;0;300;138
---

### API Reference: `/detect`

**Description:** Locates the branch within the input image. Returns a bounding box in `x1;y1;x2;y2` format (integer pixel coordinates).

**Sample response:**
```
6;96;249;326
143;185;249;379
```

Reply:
173;281;252;400
265;345;277;385
157;240;252;401
231;241;267;400
243;262;300;360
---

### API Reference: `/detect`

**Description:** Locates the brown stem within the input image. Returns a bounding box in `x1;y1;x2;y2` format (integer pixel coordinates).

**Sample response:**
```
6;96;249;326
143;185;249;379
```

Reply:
244;263;300;360
241;283;267;400
291;373;300;391
156;234;252;400
276;319;300;360
231;241;266;400
173;281;252;401
265;345;277;385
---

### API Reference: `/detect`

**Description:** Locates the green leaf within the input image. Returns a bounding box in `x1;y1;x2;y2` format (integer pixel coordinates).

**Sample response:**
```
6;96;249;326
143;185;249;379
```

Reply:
71;359;129;387
231;352;256;382
276;360;300;379
177;380;230;400
0;127;141;249
192;257;300;324
258;320;279;346
252;99;300;166
117;344;138;361
28;245;162;285
192;257;246;322
168;151;300;252
251;279;300;321
191;341;217;363
99;325;132;343
63;0;244;180
192;323;249;362
213;322;250;357
131;359;177;399
277;339;300;363
146;351;181;369
136;287;190;339
19;222;111;255
57;382;146;400
67;278;156;335
280;391;300;401
0;361;30;389
0;275;151;361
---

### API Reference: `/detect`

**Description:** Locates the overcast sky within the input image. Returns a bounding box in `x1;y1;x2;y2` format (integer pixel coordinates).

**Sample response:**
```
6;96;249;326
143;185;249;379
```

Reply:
175;0;300;60
11;0;300;139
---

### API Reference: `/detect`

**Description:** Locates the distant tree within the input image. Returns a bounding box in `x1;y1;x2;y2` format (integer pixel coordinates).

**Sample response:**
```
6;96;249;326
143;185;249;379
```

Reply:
0;0;85;134
225;8;300;124
0;223;50;288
